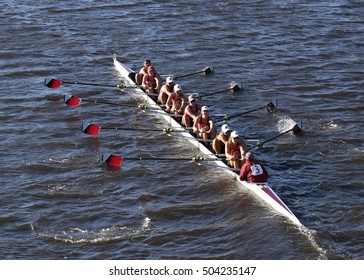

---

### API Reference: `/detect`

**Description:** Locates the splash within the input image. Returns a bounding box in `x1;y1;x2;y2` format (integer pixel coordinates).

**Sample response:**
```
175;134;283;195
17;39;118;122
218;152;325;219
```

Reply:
323;120;338;130
277;116;298;133
45;158;72;164
299;225;328;259
142;217;151;230
37;218;153;244
230;81;237;87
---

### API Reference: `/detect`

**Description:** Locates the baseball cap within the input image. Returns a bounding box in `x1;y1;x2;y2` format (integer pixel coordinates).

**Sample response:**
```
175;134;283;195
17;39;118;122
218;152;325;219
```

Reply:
188;95;196;102
231;131;239;138
174;84;182;91
166;76;174;83
201;106;209;112
221;124;230;133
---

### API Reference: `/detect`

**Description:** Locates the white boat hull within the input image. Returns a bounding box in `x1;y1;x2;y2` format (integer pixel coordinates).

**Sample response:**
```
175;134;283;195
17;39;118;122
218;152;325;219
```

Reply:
113;57;301;226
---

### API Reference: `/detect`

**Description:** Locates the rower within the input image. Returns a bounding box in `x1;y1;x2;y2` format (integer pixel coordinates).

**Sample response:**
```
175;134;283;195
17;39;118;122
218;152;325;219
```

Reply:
142;66;162;95
135;59;163;84
158;76;175;104
135;59;151;85
193;105;217;141
166;84;186;116
225;130;248;169
212;123;231;155
182;94;201;128
239;152;269;182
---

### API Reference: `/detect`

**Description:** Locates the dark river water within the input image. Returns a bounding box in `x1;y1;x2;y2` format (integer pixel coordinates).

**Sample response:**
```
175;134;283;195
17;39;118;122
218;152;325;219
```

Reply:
1;0;363;260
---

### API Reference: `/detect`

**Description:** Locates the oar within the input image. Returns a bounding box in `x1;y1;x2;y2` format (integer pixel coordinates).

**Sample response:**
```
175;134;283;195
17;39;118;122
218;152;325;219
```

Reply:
199;83;242;99
63;95;162;111
174;66;213;80
63;95;133;108
102;154;219;167
44;78;126;89
251;124;302;149
82;123;186;135
224;102;276;121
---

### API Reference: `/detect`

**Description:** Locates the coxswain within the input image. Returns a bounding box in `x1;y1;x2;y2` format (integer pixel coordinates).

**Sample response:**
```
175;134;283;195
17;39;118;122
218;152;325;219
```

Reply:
225;130;248;169
182;94;201;128
239;152;269;182
212;124;231;155
166;84;186;115
142;65;162;95
158;76;175;104
193;106;217;140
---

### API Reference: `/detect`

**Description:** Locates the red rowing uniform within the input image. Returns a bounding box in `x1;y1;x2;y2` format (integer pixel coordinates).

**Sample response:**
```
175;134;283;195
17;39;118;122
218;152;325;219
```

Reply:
171;94;184;110
239;161;269;182
227;140;241;158
144;74;157;89
197;115;211;131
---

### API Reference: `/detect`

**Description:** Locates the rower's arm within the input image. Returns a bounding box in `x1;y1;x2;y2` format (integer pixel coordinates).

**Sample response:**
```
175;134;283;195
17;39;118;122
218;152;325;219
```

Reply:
241;140;248;155
225;142;230;158
141;75;147;88
193;116;200;132
239;165;247;181
165;93;173;110
155;77;161;89
185;105;195;118
209;120;215;132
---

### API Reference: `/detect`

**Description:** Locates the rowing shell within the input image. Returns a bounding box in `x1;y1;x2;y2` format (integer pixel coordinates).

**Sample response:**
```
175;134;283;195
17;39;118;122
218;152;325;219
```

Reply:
113;57;301;226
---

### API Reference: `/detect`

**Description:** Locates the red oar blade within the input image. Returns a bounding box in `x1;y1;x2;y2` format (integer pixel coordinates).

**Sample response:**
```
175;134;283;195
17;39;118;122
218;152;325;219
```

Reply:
64;95;81;107
102;154;123;167
82;123;101;135
45;79;62;89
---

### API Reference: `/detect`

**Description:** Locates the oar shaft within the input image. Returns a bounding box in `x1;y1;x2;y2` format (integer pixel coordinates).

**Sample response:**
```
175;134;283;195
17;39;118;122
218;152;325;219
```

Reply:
102;154;219;167
247;124;301;149
174;66;213;80
81;98;135;108
260;130;291;145
121;156;220;162
227;105;266;119
101;127;162;132
201;88;230;98
61;81;118;88
260;124;302;146
174;70;204;79
199;83;241;99
122;157;193;161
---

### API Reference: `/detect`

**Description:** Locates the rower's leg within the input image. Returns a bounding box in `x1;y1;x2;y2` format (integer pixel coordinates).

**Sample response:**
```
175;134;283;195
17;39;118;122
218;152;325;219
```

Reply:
212;139;221;154
135;73;143;85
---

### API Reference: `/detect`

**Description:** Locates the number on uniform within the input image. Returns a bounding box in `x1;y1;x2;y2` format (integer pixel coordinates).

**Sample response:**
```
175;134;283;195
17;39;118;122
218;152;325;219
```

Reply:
250;164;263;176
